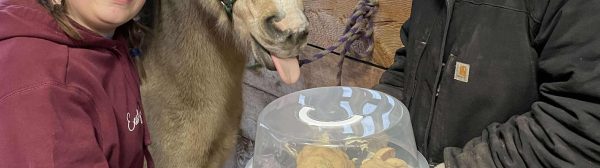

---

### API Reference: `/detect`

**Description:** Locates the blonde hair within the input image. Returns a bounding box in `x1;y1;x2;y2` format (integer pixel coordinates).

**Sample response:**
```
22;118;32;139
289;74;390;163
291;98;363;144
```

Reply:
38;0;82;39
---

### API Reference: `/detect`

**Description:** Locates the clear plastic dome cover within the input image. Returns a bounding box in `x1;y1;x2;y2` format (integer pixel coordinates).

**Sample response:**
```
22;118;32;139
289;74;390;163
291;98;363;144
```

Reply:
250;87;428;168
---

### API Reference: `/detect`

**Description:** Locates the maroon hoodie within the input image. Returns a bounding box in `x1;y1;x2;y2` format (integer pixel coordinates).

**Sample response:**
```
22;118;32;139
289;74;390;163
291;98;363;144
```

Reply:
0;0;153;167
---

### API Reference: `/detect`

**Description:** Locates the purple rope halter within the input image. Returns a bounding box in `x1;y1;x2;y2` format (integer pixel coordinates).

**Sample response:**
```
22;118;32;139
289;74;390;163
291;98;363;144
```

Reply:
299;0;379;85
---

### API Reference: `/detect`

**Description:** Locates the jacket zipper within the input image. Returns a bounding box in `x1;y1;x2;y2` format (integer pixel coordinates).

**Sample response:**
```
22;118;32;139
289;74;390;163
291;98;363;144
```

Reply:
422;0;455;161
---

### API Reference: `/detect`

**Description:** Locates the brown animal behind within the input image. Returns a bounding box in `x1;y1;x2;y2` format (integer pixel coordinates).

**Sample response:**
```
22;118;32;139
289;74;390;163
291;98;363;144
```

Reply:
140;0;307;167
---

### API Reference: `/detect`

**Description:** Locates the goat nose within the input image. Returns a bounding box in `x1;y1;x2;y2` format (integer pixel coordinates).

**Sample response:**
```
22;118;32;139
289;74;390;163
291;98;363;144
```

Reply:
266;14;309;45
287;29;309;45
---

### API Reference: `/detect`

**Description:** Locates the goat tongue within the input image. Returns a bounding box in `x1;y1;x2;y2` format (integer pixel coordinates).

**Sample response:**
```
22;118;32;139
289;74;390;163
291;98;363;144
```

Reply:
271;54;300;84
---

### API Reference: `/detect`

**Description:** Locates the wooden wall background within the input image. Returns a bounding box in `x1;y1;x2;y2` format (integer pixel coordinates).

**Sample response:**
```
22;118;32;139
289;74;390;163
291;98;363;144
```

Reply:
230;0;412;167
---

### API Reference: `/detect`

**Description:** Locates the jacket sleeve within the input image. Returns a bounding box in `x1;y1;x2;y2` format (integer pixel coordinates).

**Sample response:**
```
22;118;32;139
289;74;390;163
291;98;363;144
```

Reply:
373;18;411;100
0;83;109;168
443;0;600;167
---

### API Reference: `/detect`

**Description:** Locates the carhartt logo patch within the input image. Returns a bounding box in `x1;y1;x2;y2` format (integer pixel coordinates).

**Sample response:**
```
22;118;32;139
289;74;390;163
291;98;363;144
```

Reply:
454;62;470;83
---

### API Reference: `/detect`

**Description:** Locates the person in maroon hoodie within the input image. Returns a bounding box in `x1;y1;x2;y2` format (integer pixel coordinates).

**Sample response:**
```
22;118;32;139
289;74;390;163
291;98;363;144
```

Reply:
0;0;153;167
